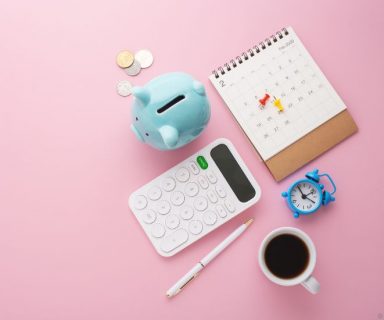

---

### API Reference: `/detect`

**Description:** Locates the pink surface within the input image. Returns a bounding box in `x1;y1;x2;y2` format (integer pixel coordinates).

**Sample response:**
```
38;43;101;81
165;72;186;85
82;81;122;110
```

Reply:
1;0;383;319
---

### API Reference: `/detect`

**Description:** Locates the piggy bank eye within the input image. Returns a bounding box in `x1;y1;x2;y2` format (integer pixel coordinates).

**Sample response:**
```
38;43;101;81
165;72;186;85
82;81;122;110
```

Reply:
135;117;138;121
145;133;149;136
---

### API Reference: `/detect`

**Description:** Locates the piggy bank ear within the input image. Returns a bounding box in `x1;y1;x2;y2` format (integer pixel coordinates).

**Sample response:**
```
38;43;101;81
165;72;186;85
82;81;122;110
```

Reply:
131;124;144;142
193;81;206;95
159;125;179;148
132;87;150;106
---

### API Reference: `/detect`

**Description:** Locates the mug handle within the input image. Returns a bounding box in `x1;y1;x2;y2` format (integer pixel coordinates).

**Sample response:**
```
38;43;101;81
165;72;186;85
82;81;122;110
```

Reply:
301;275;320;294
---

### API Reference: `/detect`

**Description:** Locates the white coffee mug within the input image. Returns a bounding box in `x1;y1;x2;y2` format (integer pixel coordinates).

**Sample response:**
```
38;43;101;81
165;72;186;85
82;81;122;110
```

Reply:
258;227;320;294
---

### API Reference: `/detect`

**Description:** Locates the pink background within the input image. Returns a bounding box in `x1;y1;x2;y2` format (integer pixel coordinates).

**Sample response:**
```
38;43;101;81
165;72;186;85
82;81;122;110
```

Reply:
1;0;383;319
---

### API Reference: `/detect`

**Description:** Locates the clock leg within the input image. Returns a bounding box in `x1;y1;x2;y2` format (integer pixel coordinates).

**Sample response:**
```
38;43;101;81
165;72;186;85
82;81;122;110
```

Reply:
293;212;300;218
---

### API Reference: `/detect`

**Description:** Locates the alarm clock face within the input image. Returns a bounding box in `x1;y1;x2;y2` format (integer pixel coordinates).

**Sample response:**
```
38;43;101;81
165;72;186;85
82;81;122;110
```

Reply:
289;180;322;213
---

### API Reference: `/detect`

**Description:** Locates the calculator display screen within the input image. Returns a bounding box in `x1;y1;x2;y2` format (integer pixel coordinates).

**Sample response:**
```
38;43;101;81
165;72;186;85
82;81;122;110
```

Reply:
210;144;256;202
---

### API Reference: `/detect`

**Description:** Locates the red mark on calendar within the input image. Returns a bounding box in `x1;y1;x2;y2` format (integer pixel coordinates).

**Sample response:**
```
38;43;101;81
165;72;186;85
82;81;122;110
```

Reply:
258;93;270;109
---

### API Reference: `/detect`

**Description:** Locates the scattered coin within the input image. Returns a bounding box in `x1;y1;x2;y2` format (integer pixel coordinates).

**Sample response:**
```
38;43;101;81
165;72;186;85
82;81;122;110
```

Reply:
117;80;133;97
115;49;154;96
135;49;154;68
116;50;134;68
124;60;141;76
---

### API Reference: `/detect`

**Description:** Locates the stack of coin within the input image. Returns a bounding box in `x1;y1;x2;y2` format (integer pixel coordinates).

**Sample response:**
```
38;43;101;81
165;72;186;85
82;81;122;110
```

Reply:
116;49;154;97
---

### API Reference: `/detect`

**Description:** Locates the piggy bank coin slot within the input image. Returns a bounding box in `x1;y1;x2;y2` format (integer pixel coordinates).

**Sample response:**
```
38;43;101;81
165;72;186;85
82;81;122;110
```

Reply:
157;95;185;114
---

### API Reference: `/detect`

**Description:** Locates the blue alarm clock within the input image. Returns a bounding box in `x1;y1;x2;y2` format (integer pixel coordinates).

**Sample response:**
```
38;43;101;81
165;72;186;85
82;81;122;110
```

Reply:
281;169;336;218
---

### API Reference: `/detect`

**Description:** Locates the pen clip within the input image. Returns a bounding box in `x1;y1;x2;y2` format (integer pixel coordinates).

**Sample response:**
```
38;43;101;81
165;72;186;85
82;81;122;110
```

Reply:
177;273;199;294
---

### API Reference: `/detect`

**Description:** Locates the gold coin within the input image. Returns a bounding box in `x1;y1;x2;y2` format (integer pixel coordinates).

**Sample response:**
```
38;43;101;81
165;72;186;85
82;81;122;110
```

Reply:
116;50;134;68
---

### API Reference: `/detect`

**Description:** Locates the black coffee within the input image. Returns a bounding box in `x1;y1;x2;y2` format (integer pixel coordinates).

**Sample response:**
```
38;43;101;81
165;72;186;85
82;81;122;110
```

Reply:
264;234;309;279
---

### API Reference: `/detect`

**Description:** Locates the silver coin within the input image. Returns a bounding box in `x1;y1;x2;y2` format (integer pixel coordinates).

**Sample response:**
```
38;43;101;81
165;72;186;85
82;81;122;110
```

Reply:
135;49;154;68
124;59;141;76
117;80;132;97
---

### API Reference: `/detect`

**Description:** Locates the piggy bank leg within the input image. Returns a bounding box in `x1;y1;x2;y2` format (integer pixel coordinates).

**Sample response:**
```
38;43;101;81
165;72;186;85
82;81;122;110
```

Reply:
159;125;179;148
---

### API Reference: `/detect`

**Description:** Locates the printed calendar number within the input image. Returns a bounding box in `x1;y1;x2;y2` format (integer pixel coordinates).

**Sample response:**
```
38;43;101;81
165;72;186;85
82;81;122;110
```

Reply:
219;80;225;87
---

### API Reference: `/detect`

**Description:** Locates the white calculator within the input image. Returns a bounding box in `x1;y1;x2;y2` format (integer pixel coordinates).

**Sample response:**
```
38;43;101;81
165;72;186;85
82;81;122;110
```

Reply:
128;138;261;257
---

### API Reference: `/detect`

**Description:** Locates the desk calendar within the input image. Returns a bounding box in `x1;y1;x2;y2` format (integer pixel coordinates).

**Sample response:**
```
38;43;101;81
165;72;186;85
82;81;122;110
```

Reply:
209;26;357;181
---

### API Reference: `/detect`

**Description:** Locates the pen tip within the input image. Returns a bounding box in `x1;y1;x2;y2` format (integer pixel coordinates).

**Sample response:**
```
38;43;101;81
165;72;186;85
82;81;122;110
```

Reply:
244;218;254;227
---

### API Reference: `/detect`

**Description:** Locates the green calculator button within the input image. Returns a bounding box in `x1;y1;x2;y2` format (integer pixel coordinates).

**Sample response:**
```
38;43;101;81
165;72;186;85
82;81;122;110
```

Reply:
196;155;208;170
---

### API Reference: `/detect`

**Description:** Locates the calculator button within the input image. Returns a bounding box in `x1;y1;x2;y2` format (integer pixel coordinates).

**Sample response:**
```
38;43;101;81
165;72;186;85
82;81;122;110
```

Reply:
216;205;227;218
148;186;162;200
194;196;208;211
198;176;209;189
175;167;190;182
165;214;180;229
161;229;189;253
161;177;176;192
215;185;226;198
180;206;194;220
185;182;199;197
156;200;171;215
206;170;217;184
207;190;218;203
188;161;200;175
133;195;147;210
189;220;203;235
151;223;166;238
224;199;236;213
171;191;185;206
141;209;156;224
203;211;217;226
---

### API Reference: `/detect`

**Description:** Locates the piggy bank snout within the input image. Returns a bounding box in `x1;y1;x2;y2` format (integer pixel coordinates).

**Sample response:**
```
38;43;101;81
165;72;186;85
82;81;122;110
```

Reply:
131;124;144;142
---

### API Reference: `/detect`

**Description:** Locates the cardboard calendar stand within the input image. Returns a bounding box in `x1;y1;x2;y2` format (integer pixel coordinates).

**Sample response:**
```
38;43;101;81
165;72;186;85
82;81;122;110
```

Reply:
265;110;357;181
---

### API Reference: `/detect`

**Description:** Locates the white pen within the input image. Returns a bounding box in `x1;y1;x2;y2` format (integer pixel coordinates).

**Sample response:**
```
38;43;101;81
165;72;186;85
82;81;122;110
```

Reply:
166;218;254;298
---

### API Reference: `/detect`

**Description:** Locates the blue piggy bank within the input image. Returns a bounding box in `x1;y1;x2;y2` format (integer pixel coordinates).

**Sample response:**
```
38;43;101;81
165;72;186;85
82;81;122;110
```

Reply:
130;72;211;150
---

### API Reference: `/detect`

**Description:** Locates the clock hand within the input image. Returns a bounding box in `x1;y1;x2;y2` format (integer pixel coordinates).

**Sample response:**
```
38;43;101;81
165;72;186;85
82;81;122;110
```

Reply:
305;196;315;204
297;186;305;196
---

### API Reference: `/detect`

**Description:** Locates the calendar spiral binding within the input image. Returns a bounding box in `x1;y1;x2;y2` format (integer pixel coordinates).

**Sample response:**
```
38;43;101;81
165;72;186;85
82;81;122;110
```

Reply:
212;27;290;79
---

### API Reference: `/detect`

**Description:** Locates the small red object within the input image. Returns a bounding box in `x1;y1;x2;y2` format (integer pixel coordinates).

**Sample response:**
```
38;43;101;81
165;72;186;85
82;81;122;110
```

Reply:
259;93;270;107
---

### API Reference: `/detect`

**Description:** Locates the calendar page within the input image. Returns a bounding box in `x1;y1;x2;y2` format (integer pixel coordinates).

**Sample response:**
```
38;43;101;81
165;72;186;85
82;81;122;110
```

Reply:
209;26;346;161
